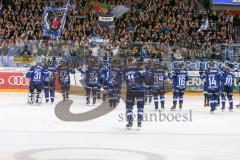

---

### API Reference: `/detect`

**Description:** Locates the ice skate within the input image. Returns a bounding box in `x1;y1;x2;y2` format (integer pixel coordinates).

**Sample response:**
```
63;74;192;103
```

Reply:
236;104;240;108
144;97;148;104
93;98;96;105
179;104;182;110
210;107;216;113
137;121;142;128
51;98;54;104
126;121;133;129
86;99;90;105
109;102;113;108
103;93;107;101
171;105;176;111
97;93;101;99
63;95;66;102
111;101;117;108
221;107;225;112
35;97;42;105
149;97;152;104
161;106;165;110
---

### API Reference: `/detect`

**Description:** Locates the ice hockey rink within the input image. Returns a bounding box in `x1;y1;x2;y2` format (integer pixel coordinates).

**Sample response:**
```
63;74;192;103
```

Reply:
1;92;240;160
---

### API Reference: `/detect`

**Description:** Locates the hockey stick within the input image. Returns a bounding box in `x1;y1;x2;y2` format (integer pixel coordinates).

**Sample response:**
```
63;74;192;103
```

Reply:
74;72;77;86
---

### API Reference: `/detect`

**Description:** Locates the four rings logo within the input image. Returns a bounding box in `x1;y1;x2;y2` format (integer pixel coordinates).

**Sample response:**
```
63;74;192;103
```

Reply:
8;76;29;86
0;77;4;85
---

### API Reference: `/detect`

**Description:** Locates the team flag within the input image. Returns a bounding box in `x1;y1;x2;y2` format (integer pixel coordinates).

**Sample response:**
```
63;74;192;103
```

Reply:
92;1;109;14
42;0;71;40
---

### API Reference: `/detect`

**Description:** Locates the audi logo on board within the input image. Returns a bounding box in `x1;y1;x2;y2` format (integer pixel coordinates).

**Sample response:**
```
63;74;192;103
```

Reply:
0;77;4;85
8;76;29;86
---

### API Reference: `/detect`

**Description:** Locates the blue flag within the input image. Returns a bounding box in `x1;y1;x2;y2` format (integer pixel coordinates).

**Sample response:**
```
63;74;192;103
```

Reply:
42;0;71;39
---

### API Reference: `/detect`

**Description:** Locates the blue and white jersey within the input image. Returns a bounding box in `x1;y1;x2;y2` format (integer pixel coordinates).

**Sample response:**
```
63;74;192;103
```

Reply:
147;67;167;90
97;65;122;89
43;65;56;83
26;65;47;85
80;66;100;86
203;69;222;90
47;66;57;82
222;70;235;88
124;66;146;92
110;67;122;86
57;66;74;85
171;69;189;90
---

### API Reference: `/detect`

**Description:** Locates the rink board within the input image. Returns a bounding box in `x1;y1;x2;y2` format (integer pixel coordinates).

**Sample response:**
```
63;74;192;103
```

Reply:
0;70;240;94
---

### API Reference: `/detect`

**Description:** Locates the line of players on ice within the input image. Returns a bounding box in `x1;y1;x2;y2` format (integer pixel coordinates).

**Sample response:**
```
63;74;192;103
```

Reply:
25;57;238;127
26;58;73;104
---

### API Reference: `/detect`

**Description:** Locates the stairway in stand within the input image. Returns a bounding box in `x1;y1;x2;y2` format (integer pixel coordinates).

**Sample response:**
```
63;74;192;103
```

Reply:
197;0;207;12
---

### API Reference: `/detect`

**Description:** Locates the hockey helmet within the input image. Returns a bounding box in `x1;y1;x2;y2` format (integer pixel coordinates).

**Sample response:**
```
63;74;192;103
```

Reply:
35;58;42;66
228;63;234;69
178;62;184;68
47;59;53;66
209;61;215;68
59;60;65;67
112;57;121;67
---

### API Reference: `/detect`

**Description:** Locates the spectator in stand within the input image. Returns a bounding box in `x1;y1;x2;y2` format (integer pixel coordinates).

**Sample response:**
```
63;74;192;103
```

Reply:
0;0;237;61
20;45;32;57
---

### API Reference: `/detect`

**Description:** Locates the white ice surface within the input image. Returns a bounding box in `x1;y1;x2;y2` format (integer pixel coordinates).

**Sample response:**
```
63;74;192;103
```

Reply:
0;92;240;160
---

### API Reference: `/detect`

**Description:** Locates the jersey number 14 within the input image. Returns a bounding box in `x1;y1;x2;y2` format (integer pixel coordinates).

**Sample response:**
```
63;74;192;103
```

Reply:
209;77;216;86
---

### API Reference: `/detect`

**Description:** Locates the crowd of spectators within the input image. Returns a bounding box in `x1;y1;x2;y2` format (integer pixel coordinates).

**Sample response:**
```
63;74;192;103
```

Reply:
0;0;239;61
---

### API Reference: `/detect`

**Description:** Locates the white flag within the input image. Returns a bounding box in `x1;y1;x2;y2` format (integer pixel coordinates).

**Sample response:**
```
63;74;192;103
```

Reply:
111;5;130;18
197;19;208;34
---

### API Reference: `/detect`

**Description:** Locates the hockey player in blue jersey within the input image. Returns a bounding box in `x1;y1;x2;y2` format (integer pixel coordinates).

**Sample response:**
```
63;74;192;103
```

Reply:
146;62;167;110
100;58;112;102
202;62;222;113
170;62;189;110
107;57;122;108
79;58;100;105
144;61;153;104
124;58;146;128
43;60;56;103
57;60;74;101
99;57;123;108
220;63;235;111
26;60;48;104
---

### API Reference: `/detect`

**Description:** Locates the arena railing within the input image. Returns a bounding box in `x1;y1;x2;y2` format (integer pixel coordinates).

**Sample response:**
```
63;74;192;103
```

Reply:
0;40;239;69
